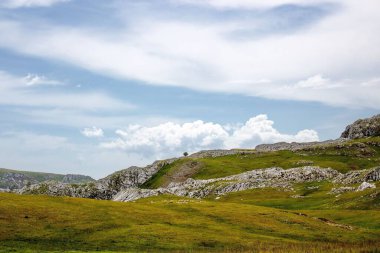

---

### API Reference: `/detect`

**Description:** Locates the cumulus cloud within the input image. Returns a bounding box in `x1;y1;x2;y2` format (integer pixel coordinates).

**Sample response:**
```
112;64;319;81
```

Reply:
100;115;319;157
0;0;69;8
81;127;104;138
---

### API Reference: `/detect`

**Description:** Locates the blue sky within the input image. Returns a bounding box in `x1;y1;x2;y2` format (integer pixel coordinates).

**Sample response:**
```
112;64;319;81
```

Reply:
0;0;379;178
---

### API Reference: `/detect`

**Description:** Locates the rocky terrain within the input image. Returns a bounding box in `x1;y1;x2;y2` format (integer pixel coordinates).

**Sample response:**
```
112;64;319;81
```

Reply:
17;114;380;203
114;166;380;202
20;158;178;200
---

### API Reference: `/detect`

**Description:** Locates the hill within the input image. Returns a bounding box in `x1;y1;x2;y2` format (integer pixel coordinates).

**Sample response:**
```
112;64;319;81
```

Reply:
0;168;94;190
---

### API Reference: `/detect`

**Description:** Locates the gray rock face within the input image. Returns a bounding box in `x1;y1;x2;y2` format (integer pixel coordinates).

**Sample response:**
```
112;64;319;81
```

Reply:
341;114;380;139
356;182;376;191
0;172;38;190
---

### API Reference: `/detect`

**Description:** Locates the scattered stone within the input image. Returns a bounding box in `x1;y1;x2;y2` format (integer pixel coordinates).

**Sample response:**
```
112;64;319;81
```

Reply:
291;195;305;198
356;182;376;192
330;187;355;195
189;149;255;158
255;139;344;152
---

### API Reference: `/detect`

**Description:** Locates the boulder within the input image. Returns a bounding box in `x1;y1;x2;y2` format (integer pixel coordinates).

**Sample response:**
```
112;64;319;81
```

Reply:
341;114;380;139
356;182;376;191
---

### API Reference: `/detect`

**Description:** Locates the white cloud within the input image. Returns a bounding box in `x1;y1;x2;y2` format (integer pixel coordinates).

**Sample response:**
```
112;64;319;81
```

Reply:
173;0;330;9
0;0;69;8
81;127;104;138
23;73;62;86
0;70;134;111
101;114;319;158
0;1;379;108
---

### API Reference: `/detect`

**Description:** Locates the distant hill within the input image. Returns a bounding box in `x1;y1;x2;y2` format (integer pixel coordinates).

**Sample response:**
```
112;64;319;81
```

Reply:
0;168;94;190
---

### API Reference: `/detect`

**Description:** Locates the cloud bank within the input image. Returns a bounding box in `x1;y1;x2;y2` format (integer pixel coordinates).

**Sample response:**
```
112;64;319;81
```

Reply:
0;0;379;108
0;0;69;8
101;115;319;158
0;70;133;111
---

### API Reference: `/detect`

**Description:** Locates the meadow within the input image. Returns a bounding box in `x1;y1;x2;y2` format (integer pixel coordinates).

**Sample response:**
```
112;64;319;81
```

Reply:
0;188;379;252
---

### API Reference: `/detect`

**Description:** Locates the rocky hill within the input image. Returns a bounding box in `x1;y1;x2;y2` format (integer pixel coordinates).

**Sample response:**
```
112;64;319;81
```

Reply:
0;168;94;190
17;114;380;203
341;114;380;139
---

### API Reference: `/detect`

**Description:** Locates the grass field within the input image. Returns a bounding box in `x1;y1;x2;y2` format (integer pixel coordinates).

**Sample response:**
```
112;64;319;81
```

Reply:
0;190;380;253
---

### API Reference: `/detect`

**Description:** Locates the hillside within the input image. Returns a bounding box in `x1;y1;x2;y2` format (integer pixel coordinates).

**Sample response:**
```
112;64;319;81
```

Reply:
142;137;380;189
0;168;94;190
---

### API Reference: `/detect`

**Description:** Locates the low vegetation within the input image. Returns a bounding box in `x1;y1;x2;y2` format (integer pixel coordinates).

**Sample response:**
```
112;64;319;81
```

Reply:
0;191;379;253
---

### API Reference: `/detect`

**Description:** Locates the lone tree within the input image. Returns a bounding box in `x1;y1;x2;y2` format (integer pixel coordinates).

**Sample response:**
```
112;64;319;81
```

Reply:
183;152;189;157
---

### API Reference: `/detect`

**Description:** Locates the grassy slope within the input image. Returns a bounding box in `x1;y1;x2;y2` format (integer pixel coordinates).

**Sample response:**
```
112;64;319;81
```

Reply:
1;192;380;253
143;137;380;188
210;181;380;210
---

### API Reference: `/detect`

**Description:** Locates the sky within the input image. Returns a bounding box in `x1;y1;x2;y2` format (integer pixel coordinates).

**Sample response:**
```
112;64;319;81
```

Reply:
0;0;379;179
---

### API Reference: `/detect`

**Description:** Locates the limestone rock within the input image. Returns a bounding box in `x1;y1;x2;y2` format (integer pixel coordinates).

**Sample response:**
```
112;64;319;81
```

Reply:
330;187;355;195
341;114;380;139
19;158;178;199
356;182;376;191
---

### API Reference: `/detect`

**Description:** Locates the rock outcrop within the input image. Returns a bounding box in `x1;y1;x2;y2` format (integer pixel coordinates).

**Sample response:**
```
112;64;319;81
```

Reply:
341;114;380;139
19;158;178;200
255;139;344;152
356;182;376;191
334;167;380;184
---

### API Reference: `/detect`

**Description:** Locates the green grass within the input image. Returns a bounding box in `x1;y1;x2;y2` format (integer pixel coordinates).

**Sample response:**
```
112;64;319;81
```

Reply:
143;137;380;188
212;181;380;210
142;159;191;189
1;193;380;252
